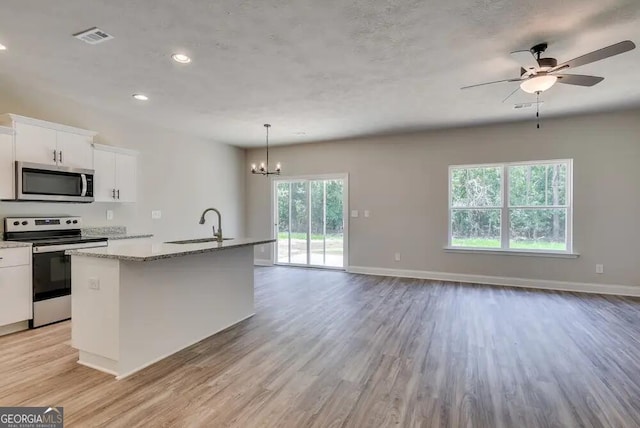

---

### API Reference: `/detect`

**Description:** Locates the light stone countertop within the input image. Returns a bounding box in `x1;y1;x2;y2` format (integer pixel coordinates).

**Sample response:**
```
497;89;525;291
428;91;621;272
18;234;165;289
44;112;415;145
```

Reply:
67;237;275;262
0;241;32;249
82;226;153;241
90;233;154;241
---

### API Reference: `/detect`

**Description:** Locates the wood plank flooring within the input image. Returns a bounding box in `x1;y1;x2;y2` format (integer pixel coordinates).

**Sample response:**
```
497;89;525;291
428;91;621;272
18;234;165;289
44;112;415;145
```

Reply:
2;267;640;427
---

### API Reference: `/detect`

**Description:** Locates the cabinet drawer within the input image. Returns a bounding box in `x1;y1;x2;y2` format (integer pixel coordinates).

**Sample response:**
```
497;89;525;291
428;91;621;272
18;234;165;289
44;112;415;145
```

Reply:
0;247;31;268
0;265;32;326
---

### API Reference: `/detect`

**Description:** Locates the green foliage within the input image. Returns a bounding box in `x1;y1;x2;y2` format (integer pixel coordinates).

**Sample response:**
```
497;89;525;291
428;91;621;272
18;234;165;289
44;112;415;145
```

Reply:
278;180;344;236
452;238;565;251
451;163;568;249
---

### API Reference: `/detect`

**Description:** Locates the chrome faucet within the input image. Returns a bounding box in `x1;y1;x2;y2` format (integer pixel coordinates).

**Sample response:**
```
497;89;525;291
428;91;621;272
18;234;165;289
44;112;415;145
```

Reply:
199;208;223;242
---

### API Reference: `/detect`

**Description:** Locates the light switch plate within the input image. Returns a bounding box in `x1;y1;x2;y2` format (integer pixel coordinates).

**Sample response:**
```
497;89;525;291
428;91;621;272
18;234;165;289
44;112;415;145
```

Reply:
89;277;100;290
151;210;162;220
106;210;114;221
364;210;370;218
351;210;359;218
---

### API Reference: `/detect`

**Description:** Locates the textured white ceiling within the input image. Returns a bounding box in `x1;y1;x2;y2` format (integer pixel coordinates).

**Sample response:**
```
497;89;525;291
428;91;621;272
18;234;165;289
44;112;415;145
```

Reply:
0;0;638;147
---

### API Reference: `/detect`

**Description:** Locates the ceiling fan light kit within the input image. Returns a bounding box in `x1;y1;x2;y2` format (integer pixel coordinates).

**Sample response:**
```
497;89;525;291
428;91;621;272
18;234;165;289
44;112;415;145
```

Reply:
520;75;558;93
461;39;636;127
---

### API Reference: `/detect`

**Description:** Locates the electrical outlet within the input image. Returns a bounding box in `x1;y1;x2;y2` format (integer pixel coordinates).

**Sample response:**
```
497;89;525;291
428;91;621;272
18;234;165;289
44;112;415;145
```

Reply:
351;210;359;218
151;210;162;220
89;277;100;290
596;264;604;274
394;252;401;262
260;246;265;253
106;210;114;221
364;210;370;218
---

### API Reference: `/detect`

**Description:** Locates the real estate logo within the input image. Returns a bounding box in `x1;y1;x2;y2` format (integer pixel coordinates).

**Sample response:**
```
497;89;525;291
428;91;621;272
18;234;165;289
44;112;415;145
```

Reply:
0;406;63;428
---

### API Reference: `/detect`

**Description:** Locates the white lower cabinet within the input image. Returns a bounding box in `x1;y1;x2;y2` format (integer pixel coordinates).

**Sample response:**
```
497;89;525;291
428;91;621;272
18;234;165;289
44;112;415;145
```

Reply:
0;247;32;327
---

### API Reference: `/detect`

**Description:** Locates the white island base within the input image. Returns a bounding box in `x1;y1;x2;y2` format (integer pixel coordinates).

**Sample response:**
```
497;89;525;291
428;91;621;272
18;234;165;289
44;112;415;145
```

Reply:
71;245;256;379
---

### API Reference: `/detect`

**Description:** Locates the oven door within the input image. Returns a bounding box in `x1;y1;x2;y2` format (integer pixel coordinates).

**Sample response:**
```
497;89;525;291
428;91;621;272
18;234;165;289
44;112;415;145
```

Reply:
16;161;95;203
32;250;71;302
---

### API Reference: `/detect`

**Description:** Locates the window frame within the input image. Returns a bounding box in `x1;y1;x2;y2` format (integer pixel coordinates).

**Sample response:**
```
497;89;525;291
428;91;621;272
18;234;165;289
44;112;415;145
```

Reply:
447;159;573;255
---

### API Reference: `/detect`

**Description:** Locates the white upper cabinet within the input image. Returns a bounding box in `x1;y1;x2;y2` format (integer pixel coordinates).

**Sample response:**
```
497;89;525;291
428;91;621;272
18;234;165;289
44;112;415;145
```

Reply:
93;144;138;203
0;127;14;200
115;152;137;203
56;131;94;169
0;114;96;170
93;149;117;202
14;122;58;165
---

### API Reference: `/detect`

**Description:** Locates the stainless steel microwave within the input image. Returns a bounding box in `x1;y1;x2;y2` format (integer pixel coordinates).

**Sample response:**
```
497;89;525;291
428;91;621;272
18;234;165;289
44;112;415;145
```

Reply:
15;162;95;203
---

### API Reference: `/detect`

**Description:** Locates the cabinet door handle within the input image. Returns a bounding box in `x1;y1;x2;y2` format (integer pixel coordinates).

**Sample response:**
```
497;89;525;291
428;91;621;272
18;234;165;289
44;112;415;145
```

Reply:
53;150;57;163
117;189;120;200
112;189;116;199
59;151;63;164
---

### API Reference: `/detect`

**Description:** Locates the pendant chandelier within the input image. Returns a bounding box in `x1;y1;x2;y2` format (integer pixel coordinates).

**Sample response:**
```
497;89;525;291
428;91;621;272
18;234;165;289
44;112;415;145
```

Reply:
251;124;281;175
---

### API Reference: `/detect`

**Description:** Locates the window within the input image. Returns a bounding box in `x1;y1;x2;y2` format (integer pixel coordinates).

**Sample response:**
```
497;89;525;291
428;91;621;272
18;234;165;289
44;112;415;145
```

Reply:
449;160;572;253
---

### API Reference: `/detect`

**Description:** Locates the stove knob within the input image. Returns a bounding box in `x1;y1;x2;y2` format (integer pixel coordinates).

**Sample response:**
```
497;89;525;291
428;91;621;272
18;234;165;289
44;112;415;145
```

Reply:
13;221;19;226
66;220;72;224
72;220;78;224
21;221;28;226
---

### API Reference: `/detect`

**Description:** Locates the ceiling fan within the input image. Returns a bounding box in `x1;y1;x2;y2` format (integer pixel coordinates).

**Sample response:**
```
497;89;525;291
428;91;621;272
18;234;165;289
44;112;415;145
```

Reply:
461;40;636;102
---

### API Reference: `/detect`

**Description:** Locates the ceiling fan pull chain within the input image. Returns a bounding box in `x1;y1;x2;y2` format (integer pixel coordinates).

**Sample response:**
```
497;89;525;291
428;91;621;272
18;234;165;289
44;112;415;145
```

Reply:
536;91;540;129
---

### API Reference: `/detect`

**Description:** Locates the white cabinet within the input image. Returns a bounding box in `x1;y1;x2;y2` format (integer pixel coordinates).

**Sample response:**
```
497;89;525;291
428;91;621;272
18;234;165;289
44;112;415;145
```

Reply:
56;131;94;169
0;127;13;199
0;114;96;170
14;122;58;165
0;247;32;327
93;144;138;202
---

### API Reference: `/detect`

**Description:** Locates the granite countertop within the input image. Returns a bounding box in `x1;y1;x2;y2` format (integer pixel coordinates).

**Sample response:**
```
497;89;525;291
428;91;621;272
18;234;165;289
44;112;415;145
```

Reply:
0;241;32;249
67;238;275;262
82;226;153;241
93;233;154;240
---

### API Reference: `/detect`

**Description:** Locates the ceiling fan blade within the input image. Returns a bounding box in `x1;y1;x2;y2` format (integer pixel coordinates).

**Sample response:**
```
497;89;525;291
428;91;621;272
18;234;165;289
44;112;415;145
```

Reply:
551;40;636;72
461;78;521;90
555;74;604;86
510;50;539;71
502;86;521;103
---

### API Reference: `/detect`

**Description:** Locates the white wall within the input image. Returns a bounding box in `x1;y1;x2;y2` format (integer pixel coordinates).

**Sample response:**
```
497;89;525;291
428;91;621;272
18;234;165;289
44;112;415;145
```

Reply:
0;79;245;241
247;109;640;287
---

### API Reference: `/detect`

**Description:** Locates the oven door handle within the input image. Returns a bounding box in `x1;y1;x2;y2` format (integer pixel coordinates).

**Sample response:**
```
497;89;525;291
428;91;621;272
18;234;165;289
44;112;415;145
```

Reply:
81;174;88;197
33;241;108;253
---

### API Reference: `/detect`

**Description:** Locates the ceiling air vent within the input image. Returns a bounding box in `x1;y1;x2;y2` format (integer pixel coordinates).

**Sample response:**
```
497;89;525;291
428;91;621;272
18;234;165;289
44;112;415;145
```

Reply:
73;27;114;44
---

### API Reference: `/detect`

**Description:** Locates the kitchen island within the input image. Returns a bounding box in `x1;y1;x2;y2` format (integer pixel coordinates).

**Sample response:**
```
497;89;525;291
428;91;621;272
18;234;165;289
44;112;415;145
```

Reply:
68;238;274;379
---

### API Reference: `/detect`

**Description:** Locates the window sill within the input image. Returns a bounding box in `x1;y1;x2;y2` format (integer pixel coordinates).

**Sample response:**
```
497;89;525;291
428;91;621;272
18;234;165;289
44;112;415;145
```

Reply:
443;247;580;259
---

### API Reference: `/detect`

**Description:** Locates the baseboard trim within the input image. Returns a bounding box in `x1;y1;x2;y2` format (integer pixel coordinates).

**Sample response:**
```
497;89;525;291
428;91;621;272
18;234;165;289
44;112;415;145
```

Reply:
254;259;273;266
347;266;640;297
0;320;29;337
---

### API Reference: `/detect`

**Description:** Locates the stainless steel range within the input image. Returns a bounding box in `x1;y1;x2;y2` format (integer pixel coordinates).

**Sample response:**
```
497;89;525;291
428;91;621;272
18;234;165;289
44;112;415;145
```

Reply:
3;216;108;328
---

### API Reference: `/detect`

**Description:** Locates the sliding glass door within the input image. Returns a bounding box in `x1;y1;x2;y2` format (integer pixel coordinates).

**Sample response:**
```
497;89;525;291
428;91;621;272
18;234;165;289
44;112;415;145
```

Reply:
275;175;347;269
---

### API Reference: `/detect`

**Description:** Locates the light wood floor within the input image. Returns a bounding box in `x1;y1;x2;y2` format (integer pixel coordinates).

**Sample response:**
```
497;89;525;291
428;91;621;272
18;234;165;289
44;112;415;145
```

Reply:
2;267;640;427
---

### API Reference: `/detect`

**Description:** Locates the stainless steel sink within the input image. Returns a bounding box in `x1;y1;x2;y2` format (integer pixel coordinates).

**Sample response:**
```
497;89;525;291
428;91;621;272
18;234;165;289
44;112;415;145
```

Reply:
165;238;234;244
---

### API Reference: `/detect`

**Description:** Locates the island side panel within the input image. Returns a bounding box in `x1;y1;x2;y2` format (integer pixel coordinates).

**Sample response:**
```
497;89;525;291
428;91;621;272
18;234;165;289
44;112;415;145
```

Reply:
71;255;121;375
117;245;255;378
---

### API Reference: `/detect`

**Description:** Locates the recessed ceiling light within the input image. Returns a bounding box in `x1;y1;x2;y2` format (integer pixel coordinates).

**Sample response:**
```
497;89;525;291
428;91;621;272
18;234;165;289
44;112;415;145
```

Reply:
172;53;191;64
132;94;149;101
0;43;7;51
